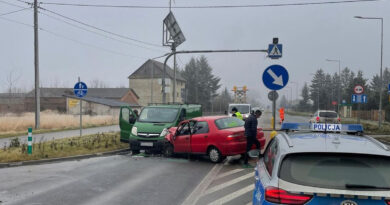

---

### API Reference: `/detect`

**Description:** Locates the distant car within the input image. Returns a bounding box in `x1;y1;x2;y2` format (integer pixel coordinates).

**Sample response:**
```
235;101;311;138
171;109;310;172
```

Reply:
163;116;265;163
252;123;390;205
309;110;340;123
228;104;252;119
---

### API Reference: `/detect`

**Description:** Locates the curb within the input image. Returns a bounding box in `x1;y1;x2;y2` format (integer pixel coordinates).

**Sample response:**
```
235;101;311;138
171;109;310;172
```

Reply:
0;148;130;169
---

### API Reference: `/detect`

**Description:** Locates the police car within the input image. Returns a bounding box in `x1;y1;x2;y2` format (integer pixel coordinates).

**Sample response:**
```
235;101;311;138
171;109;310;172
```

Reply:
252;123;390;205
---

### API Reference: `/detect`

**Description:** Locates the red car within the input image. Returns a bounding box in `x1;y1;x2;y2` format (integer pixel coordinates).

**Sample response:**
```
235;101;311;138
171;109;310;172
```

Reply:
163;116;265;163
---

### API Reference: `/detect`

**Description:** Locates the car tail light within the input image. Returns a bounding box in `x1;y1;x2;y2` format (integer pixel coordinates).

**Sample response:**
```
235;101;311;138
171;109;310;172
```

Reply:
265;187;312;205
316;116;320;122
338;117;341;122
227;133;242;140
385;200;390;205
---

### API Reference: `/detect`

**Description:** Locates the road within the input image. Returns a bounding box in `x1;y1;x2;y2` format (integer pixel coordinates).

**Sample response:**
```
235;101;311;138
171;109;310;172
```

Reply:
258;110;309;129
0;125;119;146
0;155;213;205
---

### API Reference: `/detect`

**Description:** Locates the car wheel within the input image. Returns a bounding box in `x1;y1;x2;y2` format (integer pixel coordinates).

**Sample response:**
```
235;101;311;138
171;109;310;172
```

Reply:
208;147;223;163
163;143;174;157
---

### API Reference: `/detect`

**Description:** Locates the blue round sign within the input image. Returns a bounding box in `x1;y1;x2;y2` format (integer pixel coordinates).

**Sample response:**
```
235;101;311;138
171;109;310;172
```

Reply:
74;82;88;98
262;64;289;90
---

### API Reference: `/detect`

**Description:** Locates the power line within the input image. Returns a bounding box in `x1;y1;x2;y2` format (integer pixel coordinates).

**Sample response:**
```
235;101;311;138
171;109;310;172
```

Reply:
0;0;27;8
38;0;381;9
38;6;164;48
0;16;151;59
38;10;167;53
0;7;30;16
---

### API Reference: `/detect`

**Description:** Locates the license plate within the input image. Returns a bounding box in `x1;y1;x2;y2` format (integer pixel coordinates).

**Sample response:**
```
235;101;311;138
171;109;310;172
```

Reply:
140;142;153;147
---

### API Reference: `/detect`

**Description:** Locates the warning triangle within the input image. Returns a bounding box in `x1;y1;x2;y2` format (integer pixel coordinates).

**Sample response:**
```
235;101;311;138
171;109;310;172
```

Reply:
270;45;281;56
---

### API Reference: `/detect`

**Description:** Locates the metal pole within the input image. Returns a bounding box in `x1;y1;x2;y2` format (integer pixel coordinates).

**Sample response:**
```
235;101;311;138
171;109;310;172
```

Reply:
151;61;154;103
34;0;40;129
379;18;384;128
272;97;276;130
172;46;176;103
338;60;341;114
161;49;268;103
79;77;82;137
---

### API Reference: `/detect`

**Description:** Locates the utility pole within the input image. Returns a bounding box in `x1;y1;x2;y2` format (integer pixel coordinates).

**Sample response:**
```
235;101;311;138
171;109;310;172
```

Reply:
172;46;176;103
34;0;40;129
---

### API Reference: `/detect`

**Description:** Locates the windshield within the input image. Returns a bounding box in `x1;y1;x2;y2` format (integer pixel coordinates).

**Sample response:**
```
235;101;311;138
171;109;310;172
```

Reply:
279;153;390;190
229;105;250;114
215;117;245;129
138;107;179;123
319;111;338;118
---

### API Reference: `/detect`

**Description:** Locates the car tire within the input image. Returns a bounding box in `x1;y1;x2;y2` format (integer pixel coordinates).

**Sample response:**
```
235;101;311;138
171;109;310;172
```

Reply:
163;143;174;157
208;147;224;163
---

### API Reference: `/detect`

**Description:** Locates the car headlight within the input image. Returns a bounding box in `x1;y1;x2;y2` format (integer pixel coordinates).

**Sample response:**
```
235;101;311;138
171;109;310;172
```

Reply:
160;128;169;137
131;126;137;136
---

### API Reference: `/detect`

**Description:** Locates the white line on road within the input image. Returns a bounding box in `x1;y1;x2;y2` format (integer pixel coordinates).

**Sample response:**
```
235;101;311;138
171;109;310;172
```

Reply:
181;164;223;205
207;184;254;205
215;169;244;180
204;172;254;195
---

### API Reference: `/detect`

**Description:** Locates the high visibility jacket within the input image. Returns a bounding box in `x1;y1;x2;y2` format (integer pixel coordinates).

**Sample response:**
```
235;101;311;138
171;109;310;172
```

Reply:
235;112;243;120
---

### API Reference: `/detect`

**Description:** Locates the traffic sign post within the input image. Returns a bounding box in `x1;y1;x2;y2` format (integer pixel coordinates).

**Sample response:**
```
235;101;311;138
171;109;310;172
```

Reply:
354;85;364;94
263;65;288;130
74;78;88;137
352;85;367;124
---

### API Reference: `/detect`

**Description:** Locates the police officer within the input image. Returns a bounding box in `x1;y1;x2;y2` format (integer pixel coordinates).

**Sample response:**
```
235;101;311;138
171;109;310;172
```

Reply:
231;107;243;120
243;109;262;168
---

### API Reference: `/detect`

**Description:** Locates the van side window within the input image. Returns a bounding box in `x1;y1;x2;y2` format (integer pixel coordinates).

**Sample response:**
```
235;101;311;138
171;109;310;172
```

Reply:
263;139;278;176
121;108;129;122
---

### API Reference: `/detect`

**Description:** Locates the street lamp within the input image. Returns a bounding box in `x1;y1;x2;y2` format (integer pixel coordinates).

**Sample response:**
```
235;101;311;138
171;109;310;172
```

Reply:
326;59;341;113
354;16;384;128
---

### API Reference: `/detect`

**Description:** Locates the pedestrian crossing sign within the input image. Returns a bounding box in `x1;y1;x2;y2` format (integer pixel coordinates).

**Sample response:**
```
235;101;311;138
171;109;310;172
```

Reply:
268;44;283;59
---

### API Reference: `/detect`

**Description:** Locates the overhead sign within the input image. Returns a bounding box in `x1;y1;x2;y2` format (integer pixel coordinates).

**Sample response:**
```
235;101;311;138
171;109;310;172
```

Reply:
268;91;279;101
74;82;88;98
352;94;367;104
354;85;364;94
262;65;289;90
163;12;186;47
268;44;283;59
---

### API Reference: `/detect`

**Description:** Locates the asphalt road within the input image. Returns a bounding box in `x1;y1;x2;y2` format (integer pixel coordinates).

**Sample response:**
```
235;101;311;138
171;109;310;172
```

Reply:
0;125;119;146
258;110;309;129
0;155;214;205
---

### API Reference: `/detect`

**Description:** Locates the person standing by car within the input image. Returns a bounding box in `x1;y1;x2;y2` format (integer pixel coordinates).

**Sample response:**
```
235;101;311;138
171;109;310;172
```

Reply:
231;107;243;120
243;109;262;168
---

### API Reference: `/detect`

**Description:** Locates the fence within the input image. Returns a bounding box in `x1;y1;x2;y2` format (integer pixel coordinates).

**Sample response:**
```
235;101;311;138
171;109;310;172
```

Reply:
351;110;386;121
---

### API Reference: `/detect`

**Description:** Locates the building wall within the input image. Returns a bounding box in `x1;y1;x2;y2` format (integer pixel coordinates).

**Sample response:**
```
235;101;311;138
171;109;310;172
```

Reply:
25;97;67;112
0;97;26;113
66;98;120;117
129;78;185;106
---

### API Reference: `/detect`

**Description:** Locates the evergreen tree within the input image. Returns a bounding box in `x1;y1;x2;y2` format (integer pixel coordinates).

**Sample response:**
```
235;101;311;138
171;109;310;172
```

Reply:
299;83;310;111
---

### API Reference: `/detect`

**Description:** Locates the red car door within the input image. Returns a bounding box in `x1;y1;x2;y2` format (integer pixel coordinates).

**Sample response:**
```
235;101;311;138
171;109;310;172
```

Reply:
173;122;191;153
190;121;210;154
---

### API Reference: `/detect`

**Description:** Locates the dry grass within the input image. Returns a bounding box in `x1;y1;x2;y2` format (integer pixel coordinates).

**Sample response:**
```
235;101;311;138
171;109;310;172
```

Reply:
0;132;127;163
0;110;117;136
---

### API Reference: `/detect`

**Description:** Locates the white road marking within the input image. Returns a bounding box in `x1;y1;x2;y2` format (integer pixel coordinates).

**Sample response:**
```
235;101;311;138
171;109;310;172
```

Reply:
208;184;254;205
181;164;223;205
215;169;244;180
204;172;254;195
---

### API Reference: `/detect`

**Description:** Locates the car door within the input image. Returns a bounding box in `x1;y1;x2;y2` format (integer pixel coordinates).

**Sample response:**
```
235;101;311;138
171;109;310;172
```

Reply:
190;121;210;154
173;122;191;153
119;106;136;141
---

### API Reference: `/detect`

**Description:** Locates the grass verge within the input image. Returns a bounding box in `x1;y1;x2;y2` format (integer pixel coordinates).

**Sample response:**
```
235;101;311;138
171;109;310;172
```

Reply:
0;132;127;163
0;124;117;139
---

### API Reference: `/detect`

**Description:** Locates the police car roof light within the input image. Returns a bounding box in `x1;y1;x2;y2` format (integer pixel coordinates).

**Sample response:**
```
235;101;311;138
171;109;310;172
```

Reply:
281;123;363;133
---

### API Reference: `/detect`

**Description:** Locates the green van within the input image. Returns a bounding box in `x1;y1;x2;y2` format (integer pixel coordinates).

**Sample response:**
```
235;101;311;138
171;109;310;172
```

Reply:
119;104;202;153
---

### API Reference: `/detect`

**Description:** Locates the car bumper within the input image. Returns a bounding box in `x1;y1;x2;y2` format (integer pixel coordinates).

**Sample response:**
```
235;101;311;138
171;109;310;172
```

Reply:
220;138;266;156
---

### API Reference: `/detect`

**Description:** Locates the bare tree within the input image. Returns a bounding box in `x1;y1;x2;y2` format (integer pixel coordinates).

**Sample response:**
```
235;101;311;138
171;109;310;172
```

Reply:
4;70;22;95
89;79;108;88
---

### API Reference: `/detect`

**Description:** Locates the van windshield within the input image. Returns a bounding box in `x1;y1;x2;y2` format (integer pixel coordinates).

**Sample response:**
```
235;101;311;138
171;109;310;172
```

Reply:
229;105;250;114
138;107;179;123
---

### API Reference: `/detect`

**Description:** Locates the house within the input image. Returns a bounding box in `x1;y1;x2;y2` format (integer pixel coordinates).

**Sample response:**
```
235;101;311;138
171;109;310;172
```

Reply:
65;95;141;116
128;59;186;106
19;88;140;113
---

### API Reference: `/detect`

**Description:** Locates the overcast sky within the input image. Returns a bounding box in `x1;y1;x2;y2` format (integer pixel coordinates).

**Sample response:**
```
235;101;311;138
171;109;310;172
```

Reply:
0;0;389;105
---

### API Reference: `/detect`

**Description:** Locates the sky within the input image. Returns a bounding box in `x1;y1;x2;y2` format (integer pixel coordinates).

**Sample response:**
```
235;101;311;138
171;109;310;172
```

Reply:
0;0;389;106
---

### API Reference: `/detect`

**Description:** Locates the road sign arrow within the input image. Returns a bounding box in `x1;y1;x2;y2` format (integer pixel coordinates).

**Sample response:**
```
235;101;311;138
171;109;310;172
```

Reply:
267;69;284;86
